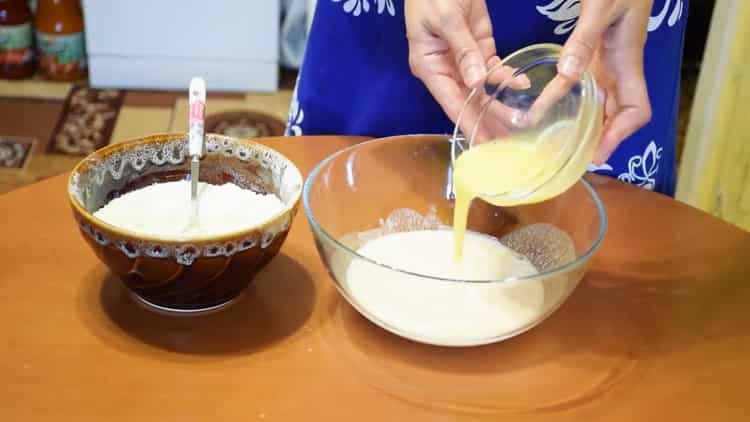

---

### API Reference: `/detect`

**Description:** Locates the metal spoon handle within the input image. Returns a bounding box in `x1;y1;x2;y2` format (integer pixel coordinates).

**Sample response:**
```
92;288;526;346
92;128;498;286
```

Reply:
188;77;206;200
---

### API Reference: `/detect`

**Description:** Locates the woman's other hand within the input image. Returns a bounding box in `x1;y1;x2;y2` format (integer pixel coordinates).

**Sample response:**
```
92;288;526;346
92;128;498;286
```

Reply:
528;0;654;164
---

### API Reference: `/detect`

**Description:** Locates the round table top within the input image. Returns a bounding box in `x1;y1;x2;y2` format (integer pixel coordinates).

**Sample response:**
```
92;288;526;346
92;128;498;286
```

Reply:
2;136;749;421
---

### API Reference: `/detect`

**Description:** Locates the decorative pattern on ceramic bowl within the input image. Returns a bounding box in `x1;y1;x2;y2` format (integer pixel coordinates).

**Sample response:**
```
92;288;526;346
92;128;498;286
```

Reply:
68;133;303;313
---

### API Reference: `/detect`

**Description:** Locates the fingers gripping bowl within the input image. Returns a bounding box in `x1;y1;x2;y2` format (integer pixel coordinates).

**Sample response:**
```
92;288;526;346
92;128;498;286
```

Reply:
303;135;607;347
68;133;303;313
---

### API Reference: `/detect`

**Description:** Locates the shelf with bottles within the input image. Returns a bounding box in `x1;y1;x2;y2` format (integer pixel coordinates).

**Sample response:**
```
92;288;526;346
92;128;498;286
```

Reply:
0;0;87;81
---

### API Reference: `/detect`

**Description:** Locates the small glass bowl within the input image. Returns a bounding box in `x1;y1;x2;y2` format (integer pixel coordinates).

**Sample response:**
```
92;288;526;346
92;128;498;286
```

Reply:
451;43;603;204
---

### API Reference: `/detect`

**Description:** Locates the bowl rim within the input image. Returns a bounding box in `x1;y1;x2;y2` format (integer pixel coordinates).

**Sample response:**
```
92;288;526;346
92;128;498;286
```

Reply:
302;134;608;284
68;132;303;244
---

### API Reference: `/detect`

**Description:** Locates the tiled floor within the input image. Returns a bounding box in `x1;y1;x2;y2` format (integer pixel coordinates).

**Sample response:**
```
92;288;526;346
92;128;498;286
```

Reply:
0;66;697;194
0;69;297;194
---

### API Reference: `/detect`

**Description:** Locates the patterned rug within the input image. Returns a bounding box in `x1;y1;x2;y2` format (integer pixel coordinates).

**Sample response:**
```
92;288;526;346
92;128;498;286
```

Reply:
0;136;34;169
0;77;293;194
0;95;76;193
206;110;286;138
47;86;125;156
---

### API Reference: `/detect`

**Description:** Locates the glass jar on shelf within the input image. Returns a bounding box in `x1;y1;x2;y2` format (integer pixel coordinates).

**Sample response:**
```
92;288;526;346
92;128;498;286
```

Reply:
0;0;35;79
35;0;86;81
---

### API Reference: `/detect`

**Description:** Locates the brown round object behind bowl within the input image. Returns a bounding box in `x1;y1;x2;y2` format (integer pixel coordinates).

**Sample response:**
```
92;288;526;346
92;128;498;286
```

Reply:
68;133;303;313
205;110;286;138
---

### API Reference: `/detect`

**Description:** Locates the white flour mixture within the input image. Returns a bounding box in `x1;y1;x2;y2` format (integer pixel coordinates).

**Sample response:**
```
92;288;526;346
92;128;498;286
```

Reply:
344;229;547;346
94;181;284;239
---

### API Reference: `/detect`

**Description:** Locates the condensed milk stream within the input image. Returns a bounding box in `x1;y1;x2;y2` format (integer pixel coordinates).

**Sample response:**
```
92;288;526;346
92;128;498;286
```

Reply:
452;120;578;260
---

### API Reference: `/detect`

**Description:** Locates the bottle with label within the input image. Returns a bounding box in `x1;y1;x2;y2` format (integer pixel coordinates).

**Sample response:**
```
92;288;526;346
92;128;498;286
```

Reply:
0;0;35;79
35;0;85;81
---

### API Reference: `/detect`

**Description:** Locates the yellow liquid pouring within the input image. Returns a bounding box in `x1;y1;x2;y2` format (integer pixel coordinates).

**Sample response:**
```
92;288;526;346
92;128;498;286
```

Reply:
452;120;586;261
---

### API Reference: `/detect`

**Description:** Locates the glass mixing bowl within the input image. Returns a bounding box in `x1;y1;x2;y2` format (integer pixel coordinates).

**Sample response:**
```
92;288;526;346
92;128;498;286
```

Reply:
304;135;606;347
451;43;603;205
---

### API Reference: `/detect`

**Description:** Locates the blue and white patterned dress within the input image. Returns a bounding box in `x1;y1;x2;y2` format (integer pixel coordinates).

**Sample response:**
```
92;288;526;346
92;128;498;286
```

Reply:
287;0;688;195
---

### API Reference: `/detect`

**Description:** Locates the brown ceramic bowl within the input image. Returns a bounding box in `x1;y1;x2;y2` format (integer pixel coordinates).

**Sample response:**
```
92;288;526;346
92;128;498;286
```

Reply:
68;133;303;313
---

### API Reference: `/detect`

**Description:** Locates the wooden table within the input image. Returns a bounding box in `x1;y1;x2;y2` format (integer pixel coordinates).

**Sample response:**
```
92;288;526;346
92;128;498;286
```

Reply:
2;136;749;421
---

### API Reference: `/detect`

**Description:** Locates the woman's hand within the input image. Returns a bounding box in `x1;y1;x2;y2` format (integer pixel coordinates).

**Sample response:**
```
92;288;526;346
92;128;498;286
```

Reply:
530;0;654;164
406;0;654;164
405;0;494;115
405;0;526;140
